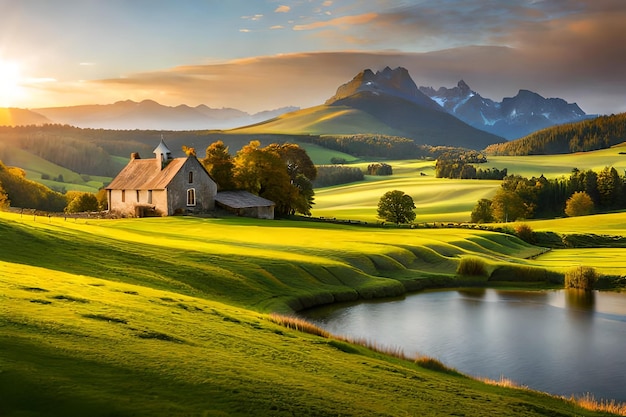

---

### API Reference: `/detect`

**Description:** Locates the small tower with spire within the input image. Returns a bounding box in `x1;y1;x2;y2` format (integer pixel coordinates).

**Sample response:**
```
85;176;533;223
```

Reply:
153;135;172;170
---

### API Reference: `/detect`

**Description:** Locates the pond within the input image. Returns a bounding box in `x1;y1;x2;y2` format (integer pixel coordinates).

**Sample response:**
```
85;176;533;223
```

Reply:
299;289;626;402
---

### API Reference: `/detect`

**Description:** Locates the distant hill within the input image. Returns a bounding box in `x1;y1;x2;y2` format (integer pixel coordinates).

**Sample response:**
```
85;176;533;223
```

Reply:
0;108;52;127
233;67;503;150
33;100;298;130
485;113;626;155
419;81;588;140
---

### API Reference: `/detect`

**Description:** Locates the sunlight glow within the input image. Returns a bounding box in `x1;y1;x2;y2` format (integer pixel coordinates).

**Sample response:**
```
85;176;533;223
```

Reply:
0;60;25;107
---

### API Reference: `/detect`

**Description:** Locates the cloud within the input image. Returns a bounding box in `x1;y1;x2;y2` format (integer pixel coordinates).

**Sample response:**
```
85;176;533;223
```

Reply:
84;46;626;115
293;12;378;31
241;14;263;21
275;5;290;13
270;25;284;30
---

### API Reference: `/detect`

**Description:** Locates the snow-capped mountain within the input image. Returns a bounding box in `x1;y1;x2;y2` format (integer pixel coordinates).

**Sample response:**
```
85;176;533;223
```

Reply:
419;81;588;139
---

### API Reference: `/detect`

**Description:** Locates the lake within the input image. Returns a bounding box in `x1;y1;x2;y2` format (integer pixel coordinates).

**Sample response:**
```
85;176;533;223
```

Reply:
299;289;626;401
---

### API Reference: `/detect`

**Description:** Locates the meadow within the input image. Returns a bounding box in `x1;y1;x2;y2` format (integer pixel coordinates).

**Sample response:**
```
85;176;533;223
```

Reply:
311;144;626;223
3;210;623;416
3;141;626;415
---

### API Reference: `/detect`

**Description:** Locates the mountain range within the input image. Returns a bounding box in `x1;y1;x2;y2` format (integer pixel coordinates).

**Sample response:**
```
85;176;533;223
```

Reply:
232;66;503;150
30;100;298;131
1;66;591;147
0;101;297;131
419;80;588;140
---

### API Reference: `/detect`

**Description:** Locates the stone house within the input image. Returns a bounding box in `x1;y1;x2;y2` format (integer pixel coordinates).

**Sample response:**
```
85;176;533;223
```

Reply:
106;139;275;219
106;139;218;217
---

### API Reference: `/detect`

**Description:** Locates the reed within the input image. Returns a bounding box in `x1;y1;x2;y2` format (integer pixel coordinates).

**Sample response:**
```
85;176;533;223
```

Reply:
568;393;626;416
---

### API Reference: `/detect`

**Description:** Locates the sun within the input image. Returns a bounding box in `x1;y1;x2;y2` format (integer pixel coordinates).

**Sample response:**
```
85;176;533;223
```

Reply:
0;60;24;107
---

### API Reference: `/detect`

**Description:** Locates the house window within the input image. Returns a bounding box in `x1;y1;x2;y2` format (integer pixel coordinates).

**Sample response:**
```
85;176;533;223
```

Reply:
188;171;194;184
148;190;152;204
187;188;196;206
136;190;140;202
121;190;126;203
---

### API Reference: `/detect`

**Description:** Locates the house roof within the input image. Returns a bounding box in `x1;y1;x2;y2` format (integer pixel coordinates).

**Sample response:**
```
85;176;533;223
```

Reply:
214;190;275;209
106;157;186;190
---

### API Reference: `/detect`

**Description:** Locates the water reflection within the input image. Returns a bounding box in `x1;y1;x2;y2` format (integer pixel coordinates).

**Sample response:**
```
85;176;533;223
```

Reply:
300;289;626;402
565;289;595;310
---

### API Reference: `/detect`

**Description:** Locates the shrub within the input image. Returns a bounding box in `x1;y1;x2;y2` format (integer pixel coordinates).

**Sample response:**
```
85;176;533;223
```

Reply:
489;264;562;284
565;191;594;217
564;266;598;291
456;257;488;277
514;223;535;244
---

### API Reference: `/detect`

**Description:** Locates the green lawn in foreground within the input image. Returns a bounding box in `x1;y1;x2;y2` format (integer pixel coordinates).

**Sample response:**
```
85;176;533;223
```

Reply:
0;211;612;416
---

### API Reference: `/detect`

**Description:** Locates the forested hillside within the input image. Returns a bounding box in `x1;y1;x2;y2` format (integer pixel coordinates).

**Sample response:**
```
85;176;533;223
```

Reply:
485;113;626;155
0;161;66;211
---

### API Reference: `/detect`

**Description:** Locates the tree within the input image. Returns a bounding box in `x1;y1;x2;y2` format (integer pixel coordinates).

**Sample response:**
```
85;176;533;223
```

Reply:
377;190;416;224
233;141;294;215
266;143;317;215
564;191;594;217
182;145;196;157
65;191;99;213
470;198;493;223
202;140;236;190
491;189;525;222
0;182;9;210
597;166;623;209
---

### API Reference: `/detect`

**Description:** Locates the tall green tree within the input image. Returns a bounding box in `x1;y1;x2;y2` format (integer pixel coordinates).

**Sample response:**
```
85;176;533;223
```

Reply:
233;141;294;215
597;166;623;209
470;198;494;223
377;190;416;224
267;143;317;216
491;189;525;222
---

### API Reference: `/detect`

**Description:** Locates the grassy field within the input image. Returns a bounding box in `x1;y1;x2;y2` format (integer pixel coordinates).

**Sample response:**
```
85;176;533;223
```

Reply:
486;143;626;178
312;160;500;223
311;145;626;224
2;210;620;416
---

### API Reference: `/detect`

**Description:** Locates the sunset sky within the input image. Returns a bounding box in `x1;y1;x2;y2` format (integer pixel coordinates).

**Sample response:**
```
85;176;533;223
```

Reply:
1;0;625;115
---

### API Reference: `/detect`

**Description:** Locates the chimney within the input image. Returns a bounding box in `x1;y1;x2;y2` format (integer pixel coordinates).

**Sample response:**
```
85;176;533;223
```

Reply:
130;152;141;160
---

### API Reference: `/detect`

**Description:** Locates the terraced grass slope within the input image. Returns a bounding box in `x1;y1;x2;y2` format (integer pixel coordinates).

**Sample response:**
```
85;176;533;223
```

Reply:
1;212;610;416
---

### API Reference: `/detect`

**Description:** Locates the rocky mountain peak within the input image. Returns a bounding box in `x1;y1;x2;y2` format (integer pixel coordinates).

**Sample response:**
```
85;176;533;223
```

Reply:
325;66;442;111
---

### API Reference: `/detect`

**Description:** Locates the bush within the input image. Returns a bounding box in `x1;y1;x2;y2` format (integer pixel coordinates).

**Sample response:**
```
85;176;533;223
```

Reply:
456;257;488;277
565;191;594;217
489;264;562;284
564;266;598;291
514;223;535;244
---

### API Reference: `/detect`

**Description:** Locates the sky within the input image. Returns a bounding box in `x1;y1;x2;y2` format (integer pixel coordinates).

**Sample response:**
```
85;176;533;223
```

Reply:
1;0;625;115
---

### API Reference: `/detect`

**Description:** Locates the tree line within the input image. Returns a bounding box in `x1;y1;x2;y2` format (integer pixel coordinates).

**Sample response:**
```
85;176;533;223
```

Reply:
485;113;626;156
435;150;507;180
471;166;626;222
300;134;480;161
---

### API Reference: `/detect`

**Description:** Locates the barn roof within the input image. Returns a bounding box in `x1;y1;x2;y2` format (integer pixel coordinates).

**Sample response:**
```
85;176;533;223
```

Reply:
214;191;275;208
106;157;186;190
